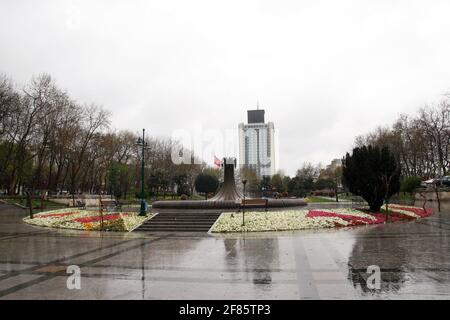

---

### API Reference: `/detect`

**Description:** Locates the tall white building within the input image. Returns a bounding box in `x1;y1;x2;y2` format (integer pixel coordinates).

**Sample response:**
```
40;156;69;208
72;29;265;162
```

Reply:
238;108;276;177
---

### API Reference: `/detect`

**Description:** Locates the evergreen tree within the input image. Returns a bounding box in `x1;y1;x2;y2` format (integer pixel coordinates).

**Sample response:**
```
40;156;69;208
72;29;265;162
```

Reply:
342;145;400;212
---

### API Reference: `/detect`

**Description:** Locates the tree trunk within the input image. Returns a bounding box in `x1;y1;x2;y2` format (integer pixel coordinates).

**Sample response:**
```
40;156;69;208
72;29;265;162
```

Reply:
369;203;382;212
434;183;441;212
385;201;389;223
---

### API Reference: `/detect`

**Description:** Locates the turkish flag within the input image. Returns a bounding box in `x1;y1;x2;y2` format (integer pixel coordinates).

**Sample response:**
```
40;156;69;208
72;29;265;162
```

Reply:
214;156;222;168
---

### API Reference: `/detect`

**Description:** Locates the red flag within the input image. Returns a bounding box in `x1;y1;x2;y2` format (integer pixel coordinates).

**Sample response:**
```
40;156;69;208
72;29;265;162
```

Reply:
214;156;222;168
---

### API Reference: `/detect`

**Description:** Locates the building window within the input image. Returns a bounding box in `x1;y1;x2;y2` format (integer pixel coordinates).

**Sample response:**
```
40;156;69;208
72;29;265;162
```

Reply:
244;136;249;165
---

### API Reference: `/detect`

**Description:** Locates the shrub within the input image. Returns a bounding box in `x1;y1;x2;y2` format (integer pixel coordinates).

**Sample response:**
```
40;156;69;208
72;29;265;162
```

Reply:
177;185;191;196
400;176;422;195
342;145;400;211
195;173;219;199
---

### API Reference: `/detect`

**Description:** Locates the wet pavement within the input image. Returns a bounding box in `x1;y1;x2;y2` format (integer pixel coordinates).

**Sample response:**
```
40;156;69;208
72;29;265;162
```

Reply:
0;202;449;299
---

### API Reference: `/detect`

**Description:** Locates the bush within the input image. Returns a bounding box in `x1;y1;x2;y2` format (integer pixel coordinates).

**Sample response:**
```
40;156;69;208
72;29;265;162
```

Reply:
342;145;400;211
135;191;148;199
195;173;219;199
180;194;188;200
315;178;334;190
177;185;191;197
400;176;422;195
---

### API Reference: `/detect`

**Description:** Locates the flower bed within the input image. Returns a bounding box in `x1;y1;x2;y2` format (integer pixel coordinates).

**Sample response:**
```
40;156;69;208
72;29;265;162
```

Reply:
23;208;152;232
211;204;433;233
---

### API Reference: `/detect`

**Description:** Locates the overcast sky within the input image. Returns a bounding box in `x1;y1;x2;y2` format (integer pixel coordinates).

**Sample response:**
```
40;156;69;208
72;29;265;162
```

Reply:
1;0;450;176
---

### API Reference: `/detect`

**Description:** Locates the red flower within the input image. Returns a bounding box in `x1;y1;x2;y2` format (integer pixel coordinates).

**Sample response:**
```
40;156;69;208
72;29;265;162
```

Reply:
307;210;377;226
391;206;433;218
73;213;129;223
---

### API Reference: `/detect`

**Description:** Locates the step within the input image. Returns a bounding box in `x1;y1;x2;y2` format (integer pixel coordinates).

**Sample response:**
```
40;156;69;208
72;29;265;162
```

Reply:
137;225;211;230
139;224;212;228
156;211;221;213
151;218;218;222
135;211;221;233
146;217;218;221
138;223;212;228
153;217;219;220
146;219;216;224
139;223;213;228
149;217;218;221
155;214;221;218
152;215;220;218
142;224;215;228
137;229;211;232
157;212;220;214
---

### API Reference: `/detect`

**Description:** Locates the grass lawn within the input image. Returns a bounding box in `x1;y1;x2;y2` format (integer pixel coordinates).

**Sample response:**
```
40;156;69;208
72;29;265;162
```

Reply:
125;194;206;202
3;198;66;209
331;192;415;203
390;192;415;203
304;196;336;203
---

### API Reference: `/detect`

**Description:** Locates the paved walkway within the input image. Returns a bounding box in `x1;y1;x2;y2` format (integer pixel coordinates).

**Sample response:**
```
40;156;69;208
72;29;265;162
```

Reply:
0;202;449;299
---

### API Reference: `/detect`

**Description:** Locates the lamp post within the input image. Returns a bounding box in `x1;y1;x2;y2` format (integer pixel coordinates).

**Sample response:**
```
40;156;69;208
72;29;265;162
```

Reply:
136;129;148;216
242;179;247;226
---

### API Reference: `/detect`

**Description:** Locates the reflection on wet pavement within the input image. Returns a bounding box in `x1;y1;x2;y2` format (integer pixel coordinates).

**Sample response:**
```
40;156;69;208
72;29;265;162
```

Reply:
0;201;449;299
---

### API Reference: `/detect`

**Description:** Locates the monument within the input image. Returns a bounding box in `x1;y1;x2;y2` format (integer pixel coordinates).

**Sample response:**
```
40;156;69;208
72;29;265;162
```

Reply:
209;158;242;201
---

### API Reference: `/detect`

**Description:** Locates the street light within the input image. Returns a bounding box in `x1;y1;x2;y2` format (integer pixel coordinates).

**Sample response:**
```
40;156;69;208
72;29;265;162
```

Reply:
136;129;149;216
242;179;247;226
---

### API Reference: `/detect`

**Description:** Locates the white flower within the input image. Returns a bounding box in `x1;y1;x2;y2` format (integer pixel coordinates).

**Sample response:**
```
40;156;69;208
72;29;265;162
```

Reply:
211;205;428;233
23;208;153;232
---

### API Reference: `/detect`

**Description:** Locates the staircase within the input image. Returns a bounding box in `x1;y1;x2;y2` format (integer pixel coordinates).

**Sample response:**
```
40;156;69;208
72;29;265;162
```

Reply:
135;211;222;232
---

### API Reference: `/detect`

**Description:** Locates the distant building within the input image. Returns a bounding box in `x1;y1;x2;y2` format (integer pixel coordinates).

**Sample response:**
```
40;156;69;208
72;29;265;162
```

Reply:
323;158;343;190
326;158;342;172
238;107;275;177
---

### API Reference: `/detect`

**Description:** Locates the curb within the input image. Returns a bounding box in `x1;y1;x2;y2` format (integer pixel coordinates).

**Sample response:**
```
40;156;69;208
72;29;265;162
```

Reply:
207;212;225;234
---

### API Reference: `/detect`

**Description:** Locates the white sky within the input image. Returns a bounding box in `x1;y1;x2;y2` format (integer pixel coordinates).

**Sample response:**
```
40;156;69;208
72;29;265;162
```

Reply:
1;0;450;176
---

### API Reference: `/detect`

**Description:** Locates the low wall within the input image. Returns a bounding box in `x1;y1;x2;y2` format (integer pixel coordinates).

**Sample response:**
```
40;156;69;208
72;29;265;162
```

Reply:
152;198;307;209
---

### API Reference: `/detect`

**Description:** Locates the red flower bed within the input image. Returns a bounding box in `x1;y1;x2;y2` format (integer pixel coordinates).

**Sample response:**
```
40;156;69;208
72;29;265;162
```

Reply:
306;208;427;227
355;210;419;223
307;210;379;225
371;213;386;223
38;212;79;218
388;212;416;222
391;206;433;218
74;213;129;224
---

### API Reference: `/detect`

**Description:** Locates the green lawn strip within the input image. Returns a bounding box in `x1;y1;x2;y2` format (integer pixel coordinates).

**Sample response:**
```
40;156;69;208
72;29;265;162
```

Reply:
2;198;65;209
390;192;415;202
304;196;336;203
